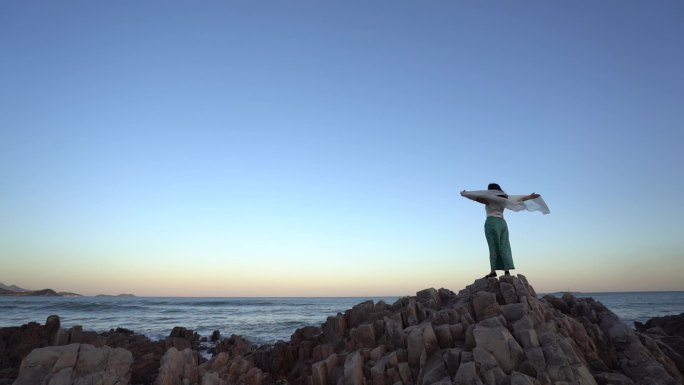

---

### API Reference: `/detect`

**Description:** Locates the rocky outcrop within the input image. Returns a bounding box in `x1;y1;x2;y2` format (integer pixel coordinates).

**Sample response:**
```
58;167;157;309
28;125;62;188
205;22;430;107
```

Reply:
0;321;49;383
5;277;684;385
0;318;204;385
635;313;684;379
159;275;682;385
12;343;132;385
154;347;200;385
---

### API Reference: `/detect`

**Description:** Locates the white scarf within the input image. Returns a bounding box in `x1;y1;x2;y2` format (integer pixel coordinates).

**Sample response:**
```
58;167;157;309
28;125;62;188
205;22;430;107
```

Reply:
461;190;550;215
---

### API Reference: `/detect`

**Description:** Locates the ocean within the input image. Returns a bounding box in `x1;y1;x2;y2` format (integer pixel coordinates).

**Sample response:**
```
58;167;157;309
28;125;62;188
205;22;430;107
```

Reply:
1;292;682;345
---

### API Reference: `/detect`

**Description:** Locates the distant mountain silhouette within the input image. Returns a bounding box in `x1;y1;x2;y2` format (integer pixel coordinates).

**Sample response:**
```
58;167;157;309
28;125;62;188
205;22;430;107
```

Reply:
0;288;80;297
0;282;31;292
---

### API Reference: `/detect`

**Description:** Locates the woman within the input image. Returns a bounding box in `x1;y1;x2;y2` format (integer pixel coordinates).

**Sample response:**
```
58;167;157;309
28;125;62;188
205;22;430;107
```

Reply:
461;183;545;278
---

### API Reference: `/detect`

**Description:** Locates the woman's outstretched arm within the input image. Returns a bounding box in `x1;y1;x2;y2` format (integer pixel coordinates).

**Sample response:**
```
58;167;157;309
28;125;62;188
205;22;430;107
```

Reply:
517;193;541;202
461;190;488;204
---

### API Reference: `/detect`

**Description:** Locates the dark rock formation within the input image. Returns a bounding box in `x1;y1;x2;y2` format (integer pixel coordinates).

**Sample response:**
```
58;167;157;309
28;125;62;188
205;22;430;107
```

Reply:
12;343;133;385
635;313;684;379
188;275;683;385
636;313;684;337
0;321;48;382
5;277;684;385
0;316;205;385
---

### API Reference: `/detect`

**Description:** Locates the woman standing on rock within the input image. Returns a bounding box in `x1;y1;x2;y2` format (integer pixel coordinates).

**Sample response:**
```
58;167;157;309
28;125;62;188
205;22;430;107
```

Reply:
461;183;549;278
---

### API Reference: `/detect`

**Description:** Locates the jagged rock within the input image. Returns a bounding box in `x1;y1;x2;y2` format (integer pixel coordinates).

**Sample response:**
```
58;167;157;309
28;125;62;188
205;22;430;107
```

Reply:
416;288;442;308
512;315;540;349
101;327;167;384
343;351;363;385
401;298;420;327
416;351;448;385
215;334;253;357
155;347;199;385
502;302;528;323
510;371;539;385
472;291;501;321
350;324;375;349
370;345;387;361
201;371;227;385
211;330;221;342
370;354;389;385
397;362;412;385
450;323;465;342
472;318;524;374
165;326;201;351
45;315;60;346
433;324;453;349
500;282;519;305
346;301;374;329
453;361;483;385
313;344;335;362
13;343;132;385
383;315;405;350
199;352;232;378
311;353;337;385
291;326;321;345
637;313;684;337
594;372;635;385
0;322;46;382
322;315;347;347
543;295;571;315
405;322;439;376
635;313;684;376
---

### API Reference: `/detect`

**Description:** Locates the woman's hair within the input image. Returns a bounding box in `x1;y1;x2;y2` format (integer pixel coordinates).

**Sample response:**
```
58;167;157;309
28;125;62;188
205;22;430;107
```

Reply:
488;183;508;199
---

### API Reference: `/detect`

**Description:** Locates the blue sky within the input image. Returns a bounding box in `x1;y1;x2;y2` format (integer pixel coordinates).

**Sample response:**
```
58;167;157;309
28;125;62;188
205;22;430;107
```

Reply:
1;1;683;296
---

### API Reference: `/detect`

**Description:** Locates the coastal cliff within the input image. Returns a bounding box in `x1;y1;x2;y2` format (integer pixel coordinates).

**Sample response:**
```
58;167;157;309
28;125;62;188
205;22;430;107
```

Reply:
2;275;683;385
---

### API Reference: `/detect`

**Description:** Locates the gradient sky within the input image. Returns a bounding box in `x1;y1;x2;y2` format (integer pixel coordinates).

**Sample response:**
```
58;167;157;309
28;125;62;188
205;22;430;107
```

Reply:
1;1;683;297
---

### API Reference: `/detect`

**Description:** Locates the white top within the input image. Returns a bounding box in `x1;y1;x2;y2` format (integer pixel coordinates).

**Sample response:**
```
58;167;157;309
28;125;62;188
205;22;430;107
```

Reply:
460;190;550;216
485;200;506;218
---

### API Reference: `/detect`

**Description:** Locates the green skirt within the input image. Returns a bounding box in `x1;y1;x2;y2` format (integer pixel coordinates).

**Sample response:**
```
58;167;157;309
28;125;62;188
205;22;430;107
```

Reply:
484;216;515;271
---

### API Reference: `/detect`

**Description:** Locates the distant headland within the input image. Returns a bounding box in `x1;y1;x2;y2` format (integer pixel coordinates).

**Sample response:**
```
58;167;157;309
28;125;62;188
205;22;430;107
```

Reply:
0;282;135;297
0;287;82;297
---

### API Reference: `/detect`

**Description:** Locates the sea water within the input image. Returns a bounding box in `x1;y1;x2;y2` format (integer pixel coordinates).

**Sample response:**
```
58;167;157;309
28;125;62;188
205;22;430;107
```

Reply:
0;296;396;344
1;292;682;345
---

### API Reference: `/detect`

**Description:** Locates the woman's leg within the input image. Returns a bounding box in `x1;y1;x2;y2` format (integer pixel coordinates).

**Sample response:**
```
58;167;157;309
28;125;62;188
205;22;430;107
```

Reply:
498;221;515;270
484;218;502;272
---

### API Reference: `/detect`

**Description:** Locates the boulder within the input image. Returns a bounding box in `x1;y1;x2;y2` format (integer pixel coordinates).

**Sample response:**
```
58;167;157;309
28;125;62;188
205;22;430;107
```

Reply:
472;318;524;374
383;315;405;350
322;315;347;347
45;315;61;346
416;288;442;307
346;301;374;329
453;361;483;385
343;351;363;385
416;351;448;385
155;347;199;385
433;324;453;349
350;324;375;349
500;282;519;305
211;330;221;342
13;343;132;385
472;291;501;321
215;334;253;357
